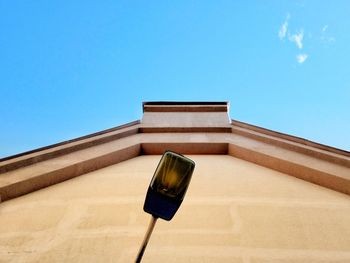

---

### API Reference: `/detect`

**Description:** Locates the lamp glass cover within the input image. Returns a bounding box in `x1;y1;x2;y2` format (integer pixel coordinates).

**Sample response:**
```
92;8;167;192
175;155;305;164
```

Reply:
150;151;195;200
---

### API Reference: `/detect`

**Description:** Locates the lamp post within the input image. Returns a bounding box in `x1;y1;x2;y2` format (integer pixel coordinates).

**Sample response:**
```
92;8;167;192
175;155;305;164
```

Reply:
135;151;195;262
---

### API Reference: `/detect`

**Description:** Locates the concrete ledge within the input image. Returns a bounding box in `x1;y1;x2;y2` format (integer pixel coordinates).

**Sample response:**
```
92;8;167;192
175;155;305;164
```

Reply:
143;101;229;112
1;120;350;202
0;122;140;174
228;144;350;196
0;145;141;201
140;127;232;133
232;125;350;168
141;143;228;155
232;119;350;158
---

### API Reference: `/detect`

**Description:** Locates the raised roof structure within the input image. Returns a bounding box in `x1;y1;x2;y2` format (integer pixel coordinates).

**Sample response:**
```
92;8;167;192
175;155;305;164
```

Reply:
1;102;349;262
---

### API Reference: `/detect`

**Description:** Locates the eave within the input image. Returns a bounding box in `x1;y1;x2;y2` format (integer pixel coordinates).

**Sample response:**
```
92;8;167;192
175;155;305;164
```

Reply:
1;102;349;202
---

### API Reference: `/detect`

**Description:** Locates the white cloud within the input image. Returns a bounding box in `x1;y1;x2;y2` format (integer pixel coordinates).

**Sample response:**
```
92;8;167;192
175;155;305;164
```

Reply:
277;14;313;63
321;25;336;44
289;30;304;49
278;14;290;40
296;54;308;63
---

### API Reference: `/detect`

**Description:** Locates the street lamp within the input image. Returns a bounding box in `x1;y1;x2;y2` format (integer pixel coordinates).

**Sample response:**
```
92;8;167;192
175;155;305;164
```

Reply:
135;151;195;262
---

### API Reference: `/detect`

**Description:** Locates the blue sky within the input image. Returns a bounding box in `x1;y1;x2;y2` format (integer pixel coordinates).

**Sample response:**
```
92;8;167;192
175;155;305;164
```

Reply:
1;1;350;158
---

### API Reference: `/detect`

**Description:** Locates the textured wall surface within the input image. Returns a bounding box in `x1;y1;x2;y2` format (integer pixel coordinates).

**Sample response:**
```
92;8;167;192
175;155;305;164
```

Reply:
0;155;349;263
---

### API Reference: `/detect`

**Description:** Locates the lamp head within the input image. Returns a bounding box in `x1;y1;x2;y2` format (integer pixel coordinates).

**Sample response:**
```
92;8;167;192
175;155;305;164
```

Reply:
143;151;195;220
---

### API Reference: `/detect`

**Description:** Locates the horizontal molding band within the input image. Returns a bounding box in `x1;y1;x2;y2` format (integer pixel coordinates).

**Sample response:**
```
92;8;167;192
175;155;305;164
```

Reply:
2;141;349;201
0;145;141;201
232;119;350;158
141;143;228;155
140;127;232;133
143;106;228;112
0;125;139;174
228;144;350;196
232;126;350;168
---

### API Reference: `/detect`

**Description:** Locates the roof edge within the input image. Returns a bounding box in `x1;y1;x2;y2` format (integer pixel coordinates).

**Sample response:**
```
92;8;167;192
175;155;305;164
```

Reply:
232;119;350;158
143;101;229;106
0;120;140;173
0;120;140;163
143;101;229;112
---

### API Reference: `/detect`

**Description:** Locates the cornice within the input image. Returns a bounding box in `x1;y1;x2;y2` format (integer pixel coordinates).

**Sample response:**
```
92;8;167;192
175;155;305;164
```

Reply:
1;126;349;202
0;121;140;173
1;102;349;202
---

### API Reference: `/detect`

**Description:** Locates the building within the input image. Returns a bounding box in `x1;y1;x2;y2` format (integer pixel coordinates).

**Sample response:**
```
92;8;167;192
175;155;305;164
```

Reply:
0;101;349;262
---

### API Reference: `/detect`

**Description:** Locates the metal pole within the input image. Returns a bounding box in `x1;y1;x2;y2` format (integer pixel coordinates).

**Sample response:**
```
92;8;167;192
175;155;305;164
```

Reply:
135;216;158;263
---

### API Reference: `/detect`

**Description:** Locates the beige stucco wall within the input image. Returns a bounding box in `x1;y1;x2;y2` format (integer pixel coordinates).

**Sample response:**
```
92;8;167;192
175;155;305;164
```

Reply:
0;155;349;263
